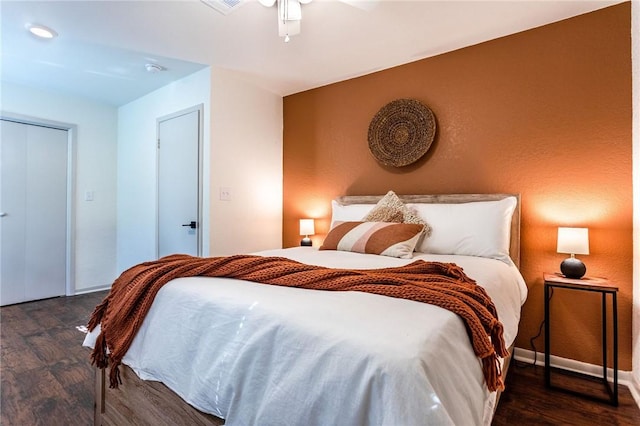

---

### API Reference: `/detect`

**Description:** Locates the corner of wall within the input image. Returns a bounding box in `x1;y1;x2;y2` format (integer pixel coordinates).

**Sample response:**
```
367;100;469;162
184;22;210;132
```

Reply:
632;0;640;388
208;68;283;255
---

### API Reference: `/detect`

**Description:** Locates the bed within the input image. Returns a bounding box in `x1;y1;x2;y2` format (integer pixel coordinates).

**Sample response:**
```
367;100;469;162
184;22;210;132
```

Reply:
84;193;527;426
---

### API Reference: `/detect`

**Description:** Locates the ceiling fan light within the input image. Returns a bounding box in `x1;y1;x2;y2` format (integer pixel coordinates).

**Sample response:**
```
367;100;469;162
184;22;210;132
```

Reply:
278;18;300;38
258;0;276;7
279;0;302;21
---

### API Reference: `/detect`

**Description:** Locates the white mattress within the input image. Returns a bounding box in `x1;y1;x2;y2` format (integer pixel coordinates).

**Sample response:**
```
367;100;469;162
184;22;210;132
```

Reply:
84;247;527;426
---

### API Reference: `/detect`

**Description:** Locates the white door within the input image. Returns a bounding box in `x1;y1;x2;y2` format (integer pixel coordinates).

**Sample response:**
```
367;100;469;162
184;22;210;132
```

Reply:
157;107;201;258
0;119;68;306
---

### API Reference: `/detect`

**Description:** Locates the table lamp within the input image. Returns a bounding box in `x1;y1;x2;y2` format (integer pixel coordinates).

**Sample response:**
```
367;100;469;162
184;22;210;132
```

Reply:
299;219;315;246
557;227;589;279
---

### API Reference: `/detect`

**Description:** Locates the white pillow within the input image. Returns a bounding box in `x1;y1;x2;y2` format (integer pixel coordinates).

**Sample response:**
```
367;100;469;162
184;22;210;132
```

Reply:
330;200;375;229
407;197;517;263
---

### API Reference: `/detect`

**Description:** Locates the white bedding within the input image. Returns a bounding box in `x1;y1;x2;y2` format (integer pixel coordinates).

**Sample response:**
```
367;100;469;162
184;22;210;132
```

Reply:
84;247;527;426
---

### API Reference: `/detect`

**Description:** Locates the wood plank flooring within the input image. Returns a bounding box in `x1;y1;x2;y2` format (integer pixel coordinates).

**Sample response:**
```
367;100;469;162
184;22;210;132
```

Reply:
1;291;107;426
494;359;639;425
1;292;639;425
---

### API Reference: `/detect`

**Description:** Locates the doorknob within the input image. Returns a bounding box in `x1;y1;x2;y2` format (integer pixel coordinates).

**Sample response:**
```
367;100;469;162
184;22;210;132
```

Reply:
182;221;197;229
0;212;6;217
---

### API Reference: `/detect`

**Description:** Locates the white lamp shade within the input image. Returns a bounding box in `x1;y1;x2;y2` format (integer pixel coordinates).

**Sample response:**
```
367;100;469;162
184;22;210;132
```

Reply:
299;219;315;236
557;227;589;255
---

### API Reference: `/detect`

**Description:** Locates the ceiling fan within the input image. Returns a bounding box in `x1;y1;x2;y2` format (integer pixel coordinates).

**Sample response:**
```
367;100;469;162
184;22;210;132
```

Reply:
201;0;376;43
258;0;311;43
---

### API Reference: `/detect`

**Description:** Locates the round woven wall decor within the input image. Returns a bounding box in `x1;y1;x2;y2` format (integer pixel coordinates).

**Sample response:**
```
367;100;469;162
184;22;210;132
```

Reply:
367;99;436;167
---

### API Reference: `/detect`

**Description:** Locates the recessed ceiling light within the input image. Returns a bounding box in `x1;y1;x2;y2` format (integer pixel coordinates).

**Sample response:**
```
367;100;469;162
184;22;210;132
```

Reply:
26;23;58;39
145;63;166;73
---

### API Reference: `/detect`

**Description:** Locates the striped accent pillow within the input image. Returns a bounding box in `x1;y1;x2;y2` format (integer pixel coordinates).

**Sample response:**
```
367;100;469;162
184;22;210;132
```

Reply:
319;221;424;259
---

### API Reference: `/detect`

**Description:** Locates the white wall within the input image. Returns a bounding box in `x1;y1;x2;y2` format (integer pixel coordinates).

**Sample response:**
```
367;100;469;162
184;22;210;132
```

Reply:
117;66;282;272
209;67;283;255
117;68;212;272
1;82;118;292
2;64;283;293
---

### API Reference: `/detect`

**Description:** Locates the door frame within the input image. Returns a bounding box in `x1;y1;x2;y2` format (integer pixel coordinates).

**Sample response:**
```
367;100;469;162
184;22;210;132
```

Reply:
155;104;204;258
0;112;77;296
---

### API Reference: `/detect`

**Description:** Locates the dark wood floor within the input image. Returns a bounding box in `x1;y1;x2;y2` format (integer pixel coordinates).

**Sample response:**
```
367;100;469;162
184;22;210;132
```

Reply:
494;360;639;425
1;291;107;425
1;292;638;425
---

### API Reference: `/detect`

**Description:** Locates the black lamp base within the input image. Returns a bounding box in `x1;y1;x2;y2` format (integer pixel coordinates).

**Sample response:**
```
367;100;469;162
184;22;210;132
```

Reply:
301;237;312;247
560;257;586;279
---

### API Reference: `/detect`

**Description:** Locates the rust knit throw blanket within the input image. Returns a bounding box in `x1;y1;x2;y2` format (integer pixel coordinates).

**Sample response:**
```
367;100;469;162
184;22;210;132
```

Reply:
88;254;508;392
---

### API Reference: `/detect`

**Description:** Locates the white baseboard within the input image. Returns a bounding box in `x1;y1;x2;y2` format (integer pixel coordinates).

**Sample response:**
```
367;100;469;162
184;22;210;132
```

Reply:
513;347;640;409
628;374;640;409
73;285;111;295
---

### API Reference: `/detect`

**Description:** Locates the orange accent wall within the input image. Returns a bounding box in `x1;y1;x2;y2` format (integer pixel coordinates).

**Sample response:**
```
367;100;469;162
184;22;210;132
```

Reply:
283;3;633;369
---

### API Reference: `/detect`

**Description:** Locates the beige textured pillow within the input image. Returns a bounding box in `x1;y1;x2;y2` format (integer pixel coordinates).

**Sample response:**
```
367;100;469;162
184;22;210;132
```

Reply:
363;206;404;223
363;190;431;235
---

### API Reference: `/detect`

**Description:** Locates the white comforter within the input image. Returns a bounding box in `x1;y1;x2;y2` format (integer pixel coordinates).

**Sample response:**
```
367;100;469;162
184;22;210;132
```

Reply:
84;247;527;426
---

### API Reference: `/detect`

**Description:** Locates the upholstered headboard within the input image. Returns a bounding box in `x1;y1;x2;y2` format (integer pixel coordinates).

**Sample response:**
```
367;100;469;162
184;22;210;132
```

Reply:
335;194;521;268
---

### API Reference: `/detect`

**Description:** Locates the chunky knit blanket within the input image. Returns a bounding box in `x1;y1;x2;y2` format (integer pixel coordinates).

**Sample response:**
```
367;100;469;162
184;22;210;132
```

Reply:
88;254;508;392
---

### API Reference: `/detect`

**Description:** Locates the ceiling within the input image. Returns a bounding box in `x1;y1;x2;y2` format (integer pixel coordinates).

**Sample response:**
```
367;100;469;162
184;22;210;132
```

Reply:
1;0;623;106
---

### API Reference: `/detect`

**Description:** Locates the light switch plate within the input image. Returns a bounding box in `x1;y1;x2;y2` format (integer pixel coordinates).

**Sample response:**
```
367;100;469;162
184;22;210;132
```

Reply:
219;187;232;201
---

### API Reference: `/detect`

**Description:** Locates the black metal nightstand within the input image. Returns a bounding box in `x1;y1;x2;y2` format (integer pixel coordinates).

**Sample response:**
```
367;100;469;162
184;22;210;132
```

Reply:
543;272;618;406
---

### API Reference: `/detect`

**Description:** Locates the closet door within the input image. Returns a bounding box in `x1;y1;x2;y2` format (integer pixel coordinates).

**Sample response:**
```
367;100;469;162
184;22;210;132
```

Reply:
0;119;68;305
